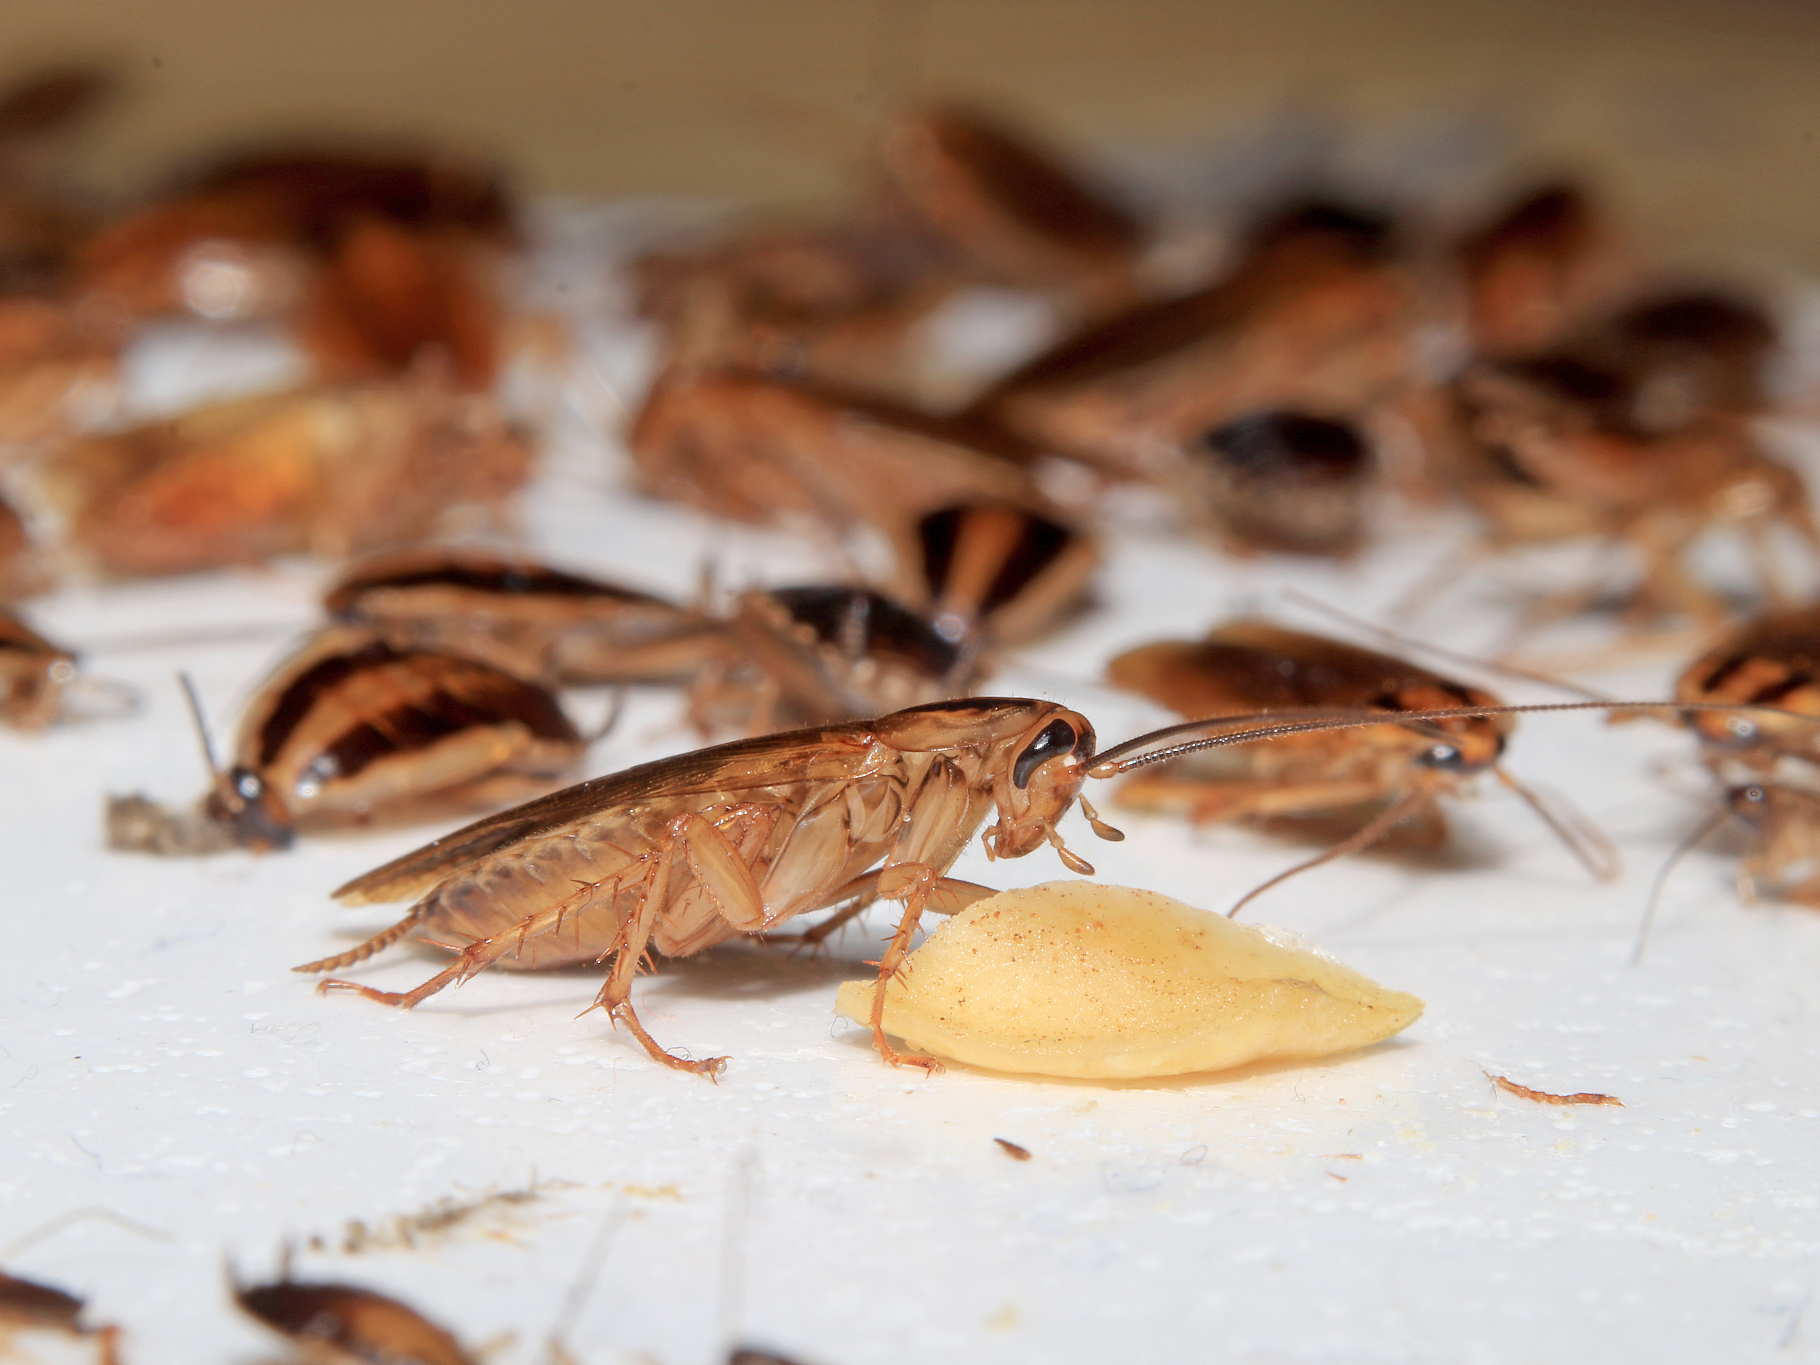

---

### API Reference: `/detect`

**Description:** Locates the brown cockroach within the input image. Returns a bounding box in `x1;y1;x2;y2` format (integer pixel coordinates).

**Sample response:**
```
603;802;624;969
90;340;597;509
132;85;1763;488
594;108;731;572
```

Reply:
1632;605;1820;915
234;1274;477;1365
966;200;1413;481
0;1269;122;1365
36;374;530;578
0;605;75;729
1452;354;1818;622
1105;622;1617;912
874;103;1145;310
1181;410;1374;556
687;584;983;735
79;147;514;387
299;689;1801;1074
626;369;1037;532
324;549;722;687
107;626;586;855
298;696;1121;1075
885;499;1098;646
1454;182;1630;357
632;219;963;398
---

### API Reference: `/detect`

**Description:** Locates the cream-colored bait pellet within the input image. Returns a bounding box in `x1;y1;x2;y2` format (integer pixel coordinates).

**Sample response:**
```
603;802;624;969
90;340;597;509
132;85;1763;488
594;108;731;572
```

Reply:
836;881;1423;1078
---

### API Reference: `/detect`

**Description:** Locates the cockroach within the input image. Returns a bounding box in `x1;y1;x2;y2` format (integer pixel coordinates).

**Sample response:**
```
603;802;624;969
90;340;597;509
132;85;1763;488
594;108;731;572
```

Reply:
993;1137;1033;1160
234;1274;477;1365
0;1269;122;1365
886;499;1098;646
632;219;963;398
1181;410;1374;556
0;605;75;729
1630;606;1820;919
626;369;1036;533
1105;622;1617;913
298;696;1122;1075
966;200;1413;481
1452;355;1818;622
79;146;514;386
107;626;586;855
1454;182;1629;356
688;584;982;735
874;103;1145;310
325;549;721;687
36;374;530;578
298;692;1794;1073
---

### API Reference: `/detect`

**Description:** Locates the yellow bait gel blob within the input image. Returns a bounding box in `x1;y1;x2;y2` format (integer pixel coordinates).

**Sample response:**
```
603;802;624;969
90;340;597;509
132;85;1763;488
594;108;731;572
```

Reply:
836;881;1423;1078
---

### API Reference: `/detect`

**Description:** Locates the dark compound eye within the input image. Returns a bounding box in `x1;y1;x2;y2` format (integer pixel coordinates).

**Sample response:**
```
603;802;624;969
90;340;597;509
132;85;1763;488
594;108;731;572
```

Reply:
1013;720;1079;789
1415;743;1466;771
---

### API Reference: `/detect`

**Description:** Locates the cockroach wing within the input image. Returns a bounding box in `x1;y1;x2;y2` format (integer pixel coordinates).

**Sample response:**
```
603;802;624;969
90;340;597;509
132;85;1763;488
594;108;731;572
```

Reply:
334;722;884;904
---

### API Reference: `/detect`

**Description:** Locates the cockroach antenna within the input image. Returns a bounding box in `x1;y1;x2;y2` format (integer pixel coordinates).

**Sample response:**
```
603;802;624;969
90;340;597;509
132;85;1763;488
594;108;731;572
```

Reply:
1278;587;1616;702
1632;803;1736;965
177;671;223;781
545;1200;627;1364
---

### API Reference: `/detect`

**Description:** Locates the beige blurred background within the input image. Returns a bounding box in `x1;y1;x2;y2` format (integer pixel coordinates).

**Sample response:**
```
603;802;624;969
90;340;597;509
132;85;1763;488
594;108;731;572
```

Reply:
6;0;1818;274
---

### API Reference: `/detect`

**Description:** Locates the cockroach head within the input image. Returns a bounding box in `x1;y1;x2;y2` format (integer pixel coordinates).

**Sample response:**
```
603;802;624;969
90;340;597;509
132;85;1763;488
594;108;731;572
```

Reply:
204;765;295;851
988;705;1096;859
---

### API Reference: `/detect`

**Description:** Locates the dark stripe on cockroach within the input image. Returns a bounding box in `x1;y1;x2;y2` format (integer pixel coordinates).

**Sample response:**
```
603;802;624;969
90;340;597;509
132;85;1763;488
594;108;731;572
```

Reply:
768;586;964;678
326;563;660;614
917;506;1075;616
258;639;400;766
1748;672;1812;708
1201;412;1369;480
323;675;577;781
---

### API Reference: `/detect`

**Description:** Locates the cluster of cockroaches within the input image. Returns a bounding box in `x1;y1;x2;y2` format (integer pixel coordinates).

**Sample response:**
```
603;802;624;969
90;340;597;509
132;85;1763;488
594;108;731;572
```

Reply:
0;1259;812;1365
7;68;1820;1082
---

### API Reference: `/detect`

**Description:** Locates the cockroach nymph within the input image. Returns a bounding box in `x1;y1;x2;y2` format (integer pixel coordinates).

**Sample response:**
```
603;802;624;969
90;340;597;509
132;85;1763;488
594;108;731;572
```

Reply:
107;626;587;855
234;1272;479;1365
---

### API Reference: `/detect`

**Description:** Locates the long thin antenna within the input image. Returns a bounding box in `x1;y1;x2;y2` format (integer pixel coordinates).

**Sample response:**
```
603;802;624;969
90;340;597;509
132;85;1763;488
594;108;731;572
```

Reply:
545;1199;627;1362
719;1146;759;1356
1279;588;1616;702
1227;788;1429;919
1088;700;1817;777
1493;765;1621;882
177;672;222;779
1632;805;1734;965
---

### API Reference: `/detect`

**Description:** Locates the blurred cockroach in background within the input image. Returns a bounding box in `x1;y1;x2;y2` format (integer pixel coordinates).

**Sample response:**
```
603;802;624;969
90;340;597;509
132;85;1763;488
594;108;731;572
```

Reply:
234;1272;479;1365
0;1268;122;1365
325;548;721;688
34;375;530;578
1106;621;1617;913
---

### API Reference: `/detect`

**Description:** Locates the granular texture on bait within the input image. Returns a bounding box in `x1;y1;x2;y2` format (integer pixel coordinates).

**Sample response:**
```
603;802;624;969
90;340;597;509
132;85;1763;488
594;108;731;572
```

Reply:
836;881;1423;1078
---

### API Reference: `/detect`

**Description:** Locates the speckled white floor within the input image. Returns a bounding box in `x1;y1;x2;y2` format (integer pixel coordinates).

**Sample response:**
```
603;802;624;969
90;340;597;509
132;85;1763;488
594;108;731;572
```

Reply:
6;209;1820;1365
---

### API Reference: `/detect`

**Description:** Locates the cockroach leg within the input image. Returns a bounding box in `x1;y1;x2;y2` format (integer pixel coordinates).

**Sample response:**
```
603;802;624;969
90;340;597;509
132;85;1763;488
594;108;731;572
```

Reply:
870;863;946;1072
1492;764;1621;881
293;905;430;975
1227;788;1431;918
590;810;773;1078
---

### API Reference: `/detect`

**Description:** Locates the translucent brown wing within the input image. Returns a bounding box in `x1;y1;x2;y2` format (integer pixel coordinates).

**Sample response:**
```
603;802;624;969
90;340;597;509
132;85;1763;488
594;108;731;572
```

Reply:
333;721;879;904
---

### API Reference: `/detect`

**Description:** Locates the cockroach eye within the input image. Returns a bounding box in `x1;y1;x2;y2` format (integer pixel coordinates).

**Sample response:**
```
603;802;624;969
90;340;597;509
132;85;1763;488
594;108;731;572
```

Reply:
1416;743;1465;771
1014;720;1079;788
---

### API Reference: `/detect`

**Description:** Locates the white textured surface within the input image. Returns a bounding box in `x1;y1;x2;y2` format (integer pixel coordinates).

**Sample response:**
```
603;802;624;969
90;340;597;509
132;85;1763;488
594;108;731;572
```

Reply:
6;216;1820;1365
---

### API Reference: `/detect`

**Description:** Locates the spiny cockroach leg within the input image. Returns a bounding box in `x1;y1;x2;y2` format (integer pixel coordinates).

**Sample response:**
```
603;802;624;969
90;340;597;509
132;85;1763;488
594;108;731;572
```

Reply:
869;864;945;1073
